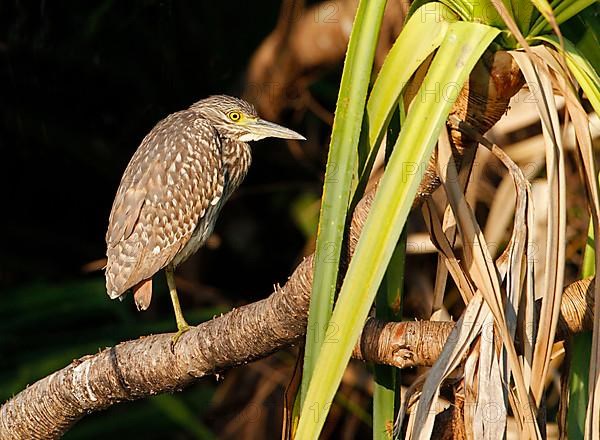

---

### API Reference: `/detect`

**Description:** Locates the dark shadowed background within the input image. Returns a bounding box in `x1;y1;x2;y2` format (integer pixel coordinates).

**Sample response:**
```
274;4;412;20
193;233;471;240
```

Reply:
2;2;597;438
0;1;333;438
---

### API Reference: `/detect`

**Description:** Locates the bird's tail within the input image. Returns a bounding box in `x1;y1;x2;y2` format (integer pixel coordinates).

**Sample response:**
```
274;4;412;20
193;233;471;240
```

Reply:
133;279;153;311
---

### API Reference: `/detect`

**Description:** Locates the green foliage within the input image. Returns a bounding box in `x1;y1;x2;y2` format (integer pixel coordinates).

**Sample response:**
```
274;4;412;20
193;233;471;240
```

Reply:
562;4;600;75
356;2;457;194
373;226;406;439
302;0;388;403
569;332;593;439
0;278;225;438
568;185;599;439
5;0;600;438
296;0;600;433
297;20;500;438
534;34;600;124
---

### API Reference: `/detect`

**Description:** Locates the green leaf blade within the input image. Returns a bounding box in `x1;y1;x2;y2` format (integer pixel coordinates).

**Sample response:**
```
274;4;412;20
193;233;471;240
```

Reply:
360;3;457;180
302;0;388;404
568;177;599;439
534;35;600;115
296;21;501;439
373;227;407;440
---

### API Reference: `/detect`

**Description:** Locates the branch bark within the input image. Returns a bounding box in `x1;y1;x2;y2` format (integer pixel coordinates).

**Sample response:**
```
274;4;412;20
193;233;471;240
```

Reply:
0;181;366;439
0;12;574;435
0;176;595;438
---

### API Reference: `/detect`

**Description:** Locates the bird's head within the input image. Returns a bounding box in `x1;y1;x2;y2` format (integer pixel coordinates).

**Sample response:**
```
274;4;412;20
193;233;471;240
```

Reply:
190;95;305;142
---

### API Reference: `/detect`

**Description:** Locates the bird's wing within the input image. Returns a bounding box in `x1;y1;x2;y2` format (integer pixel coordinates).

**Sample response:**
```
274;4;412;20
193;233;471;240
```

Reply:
105;112;225;298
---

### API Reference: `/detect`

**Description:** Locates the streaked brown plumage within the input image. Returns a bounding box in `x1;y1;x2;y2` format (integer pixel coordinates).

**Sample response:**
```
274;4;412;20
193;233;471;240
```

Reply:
105;95;304;337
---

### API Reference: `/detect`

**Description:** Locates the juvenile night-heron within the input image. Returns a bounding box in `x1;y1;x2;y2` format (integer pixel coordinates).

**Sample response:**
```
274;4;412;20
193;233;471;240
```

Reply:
105;95;305;343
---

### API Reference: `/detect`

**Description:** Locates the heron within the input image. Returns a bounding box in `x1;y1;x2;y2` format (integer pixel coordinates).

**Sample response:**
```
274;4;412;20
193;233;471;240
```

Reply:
105;95;305;344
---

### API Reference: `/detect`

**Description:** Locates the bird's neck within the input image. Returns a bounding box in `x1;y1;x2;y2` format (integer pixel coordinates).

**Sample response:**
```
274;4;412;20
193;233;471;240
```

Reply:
221;138;252;193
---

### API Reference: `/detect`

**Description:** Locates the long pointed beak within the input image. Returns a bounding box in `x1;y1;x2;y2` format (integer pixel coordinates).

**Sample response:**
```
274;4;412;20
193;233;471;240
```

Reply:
245;119;306;141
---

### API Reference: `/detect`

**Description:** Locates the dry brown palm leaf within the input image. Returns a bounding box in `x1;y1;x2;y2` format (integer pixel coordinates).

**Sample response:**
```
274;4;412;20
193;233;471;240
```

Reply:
404;293;490;439
451;117;538;385
406;125;539;438
442;126;538;437
429;147;479;320
534;44;600;438
511;52;568;417
423;198;476;305
475;312;506;439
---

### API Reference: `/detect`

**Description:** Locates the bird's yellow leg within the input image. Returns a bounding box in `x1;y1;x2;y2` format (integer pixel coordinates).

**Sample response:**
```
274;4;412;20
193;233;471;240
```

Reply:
165;265;190;348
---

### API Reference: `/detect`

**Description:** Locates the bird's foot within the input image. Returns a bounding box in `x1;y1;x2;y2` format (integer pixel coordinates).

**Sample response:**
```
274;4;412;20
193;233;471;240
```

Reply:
170;324;191;353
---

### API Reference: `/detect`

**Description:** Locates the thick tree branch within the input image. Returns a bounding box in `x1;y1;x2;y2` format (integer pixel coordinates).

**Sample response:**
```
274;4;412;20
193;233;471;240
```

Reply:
0;4;585;439
0;20;572;436
0;175;595;439
0;183;374;440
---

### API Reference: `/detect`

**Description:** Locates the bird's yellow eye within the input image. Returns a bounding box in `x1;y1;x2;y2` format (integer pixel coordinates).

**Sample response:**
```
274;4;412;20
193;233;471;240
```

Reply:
228;111;242;122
